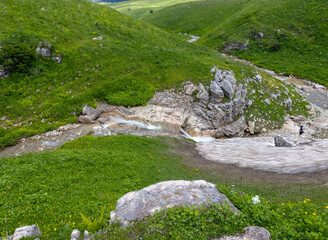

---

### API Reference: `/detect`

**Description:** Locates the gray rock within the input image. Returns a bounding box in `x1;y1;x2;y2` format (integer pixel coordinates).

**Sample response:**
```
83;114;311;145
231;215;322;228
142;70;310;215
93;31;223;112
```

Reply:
110;180;238;226
71;229;80;240
223;41;248;52
78;115;95;124
274;135;296;147
12;225;42;240
216;226;271;240
183;82;197;95
84;230;91;240
221;80;234;100
196;83;209;102
1;116;7;121
248;121;255;135
215;116;246;138
52;57;62;64
82;105;102;120
93;126;111;137
210;81;224;99
36;47;51;57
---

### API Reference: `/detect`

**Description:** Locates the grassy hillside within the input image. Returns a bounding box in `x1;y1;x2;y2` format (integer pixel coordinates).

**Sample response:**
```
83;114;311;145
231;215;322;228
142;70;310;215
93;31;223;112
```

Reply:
143;0;328;86
0;0;309;149
104;0;200;19
0;0;235;148
1;135;327;239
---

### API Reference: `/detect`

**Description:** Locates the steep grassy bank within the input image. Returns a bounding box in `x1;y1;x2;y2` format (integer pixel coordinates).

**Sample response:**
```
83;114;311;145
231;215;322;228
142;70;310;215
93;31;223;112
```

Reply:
143;0;328;86
0;135;327;239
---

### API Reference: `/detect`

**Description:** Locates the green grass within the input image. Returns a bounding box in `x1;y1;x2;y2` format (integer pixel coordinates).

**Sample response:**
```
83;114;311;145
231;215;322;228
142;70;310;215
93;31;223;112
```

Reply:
103;0;201;19
0;135;327;239
142;0;328;86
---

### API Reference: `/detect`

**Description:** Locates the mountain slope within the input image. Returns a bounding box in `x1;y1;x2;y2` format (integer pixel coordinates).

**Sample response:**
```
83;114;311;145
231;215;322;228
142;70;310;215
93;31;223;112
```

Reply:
0;0;309;148
142;0;328;85
0;0;226;147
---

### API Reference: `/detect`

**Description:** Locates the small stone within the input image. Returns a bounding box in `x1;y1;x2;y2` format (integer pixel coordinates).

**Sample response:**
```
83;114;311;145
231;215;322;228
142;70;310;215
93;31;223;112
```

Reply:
36;47;51;57
84;230;91;240
265;99;271;105
52;57;62;64
78;115;95;124
248;121;255;135
1;116;7;121
93;126;111;137
274;135;295;147
71;229;81;240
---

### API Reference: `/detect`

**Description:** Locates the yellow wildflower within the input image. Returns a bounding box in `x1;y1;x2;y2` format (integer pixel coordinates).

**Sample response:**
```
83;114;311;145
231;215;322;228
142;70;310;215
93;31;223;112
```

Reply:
305;212;308;214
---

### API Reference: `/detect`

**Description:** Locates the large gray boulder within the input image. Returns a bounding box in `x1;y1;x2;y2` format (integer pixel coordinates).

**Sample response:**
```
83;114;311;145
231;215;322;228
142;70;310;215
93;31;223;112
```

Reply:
274;135;296;147
12;225;42;240
216;226;271;240
110;180;238;226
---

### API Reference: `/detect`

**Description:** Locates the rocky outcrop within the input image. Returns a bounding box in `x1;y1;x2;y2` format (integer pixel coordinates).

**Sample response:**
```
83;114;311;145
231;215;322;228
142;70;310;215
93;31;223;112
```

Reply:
98;68;249;138
216;226;271;240
10;225;42;240
110;180;238;226
274;135;295;147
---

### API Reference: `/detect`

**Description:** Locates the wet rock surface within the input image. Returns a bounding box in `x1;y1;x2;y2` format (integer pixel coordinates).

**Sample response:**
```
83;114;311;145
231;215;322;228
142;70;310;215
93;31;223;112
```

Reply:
196;137;328;173
110;180;238;226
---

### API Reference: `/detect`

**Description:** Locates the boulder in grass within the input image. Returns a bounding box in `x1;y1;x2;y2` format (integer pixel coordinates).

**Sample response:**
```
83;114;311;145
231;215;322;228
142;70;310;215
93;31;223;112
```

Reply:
110;180;238;226
12;225;42;240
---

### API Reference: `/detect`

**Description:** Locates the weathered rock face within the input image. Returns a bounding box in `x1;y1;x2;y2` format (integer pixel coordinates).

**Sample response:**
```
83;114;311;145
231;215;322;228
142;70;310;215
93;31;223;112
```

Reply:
216;226;271;240
110;180;238;226
11;225;42;240
98;69;248;138
274;135;295;147
82;105;103;120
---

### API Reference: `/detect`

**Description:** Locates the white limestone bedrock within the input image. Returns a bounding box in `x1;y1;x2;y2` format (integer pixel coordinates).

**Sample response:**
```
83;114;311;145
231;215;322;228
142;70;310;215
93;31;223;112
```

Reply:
196;137;328;174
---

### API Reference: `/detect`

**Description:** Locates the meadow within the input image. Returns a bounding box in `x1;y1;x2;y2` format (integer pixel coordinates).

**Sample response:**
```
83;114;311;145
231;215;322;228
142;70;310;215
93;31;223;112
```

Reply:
0;135;327;239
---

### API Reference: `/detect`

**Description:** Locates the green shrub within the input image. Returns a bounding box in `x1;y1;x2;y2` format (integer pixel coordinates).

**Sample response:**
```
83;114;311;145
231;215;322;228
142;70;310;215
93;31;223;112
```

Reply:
0;43;36;73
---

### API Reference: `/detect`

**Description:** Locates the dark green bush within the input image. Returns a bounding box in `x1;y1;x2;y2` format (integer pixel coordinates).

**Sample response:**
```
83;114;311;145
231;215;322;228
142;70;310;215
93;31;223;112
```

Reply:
0;43;36;73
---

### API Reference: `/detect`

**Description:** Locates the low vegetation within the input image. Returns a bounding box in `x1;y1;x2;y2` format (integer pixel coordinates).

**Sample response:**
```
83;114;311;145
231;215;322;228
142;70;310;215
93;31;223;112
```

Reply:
142;0;328;86
0;135;327;239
